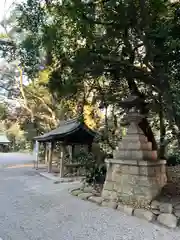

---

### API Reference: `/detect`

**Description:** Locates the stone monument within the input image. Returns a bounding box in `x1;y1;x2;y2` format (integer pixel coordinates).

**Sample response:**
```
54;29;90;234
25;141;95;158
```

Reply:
101;95;167;207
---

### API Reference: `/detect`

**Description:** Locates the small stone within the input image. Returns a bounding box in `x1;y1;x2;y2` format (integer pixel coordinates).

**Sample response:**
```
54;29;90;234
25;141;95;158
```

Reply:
134;209;155;222
83;186;94;193
71;189;83;196
78;192;92;200
174;210;180;218
157;214;177;228
89;196;103;204
159;203;173;213
117;204;134;216
174;203;180;210
54;181;60;184
101;201;118;209
152;210;161;215
151;200;160;210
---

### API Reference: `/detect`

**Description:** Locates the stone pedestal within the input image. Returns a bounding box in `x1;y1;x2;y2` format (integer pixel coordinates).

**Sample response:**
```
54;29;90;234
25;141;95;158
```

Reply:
101;112;167;207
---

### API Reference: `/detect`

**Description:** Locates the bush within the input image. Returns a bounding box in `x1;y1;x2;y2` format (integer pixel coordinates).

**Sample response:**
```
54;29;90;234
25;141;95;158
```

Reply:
74;151;107;185
167;151;180;166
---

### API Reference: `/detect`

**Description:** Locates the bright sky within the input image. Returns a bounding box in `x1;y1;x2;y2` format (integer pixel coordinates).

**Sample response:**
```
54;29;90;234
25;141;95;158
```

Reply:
0;0;13;21
0;0;22;28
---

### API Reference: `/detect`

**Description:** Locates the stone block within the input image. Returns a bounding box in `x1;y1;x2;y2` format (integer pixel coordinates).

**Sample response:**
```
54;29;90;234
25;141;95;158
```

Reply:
101;189;111;199
118;194;133;204
101;201;118;209
83;186;94;193
134;209;156;222
128;165;139;175
71;189;83;196
117;204;134;216
151;210;161;215
119;142;152;151
112;164;122;173
89;196;103;205
121;165;130;174
160;164;166;173
151;200;160;210
106;165;113;181
159;203;173;214
109;191;119;202
78;193;93;200
157;214;177;228
174;203;180;210
138;176;157;187
132;185;143;195
174;209;180;218
103;181;114;191
112;172;122;182
123;135;147;142
122;185;134;195
122;174;137;185
139;166;155;176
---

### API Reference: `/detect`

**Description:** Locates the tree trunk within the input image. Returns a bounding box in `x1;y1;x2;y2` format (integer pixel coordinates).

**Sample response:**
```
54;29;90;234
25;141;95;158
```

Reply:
158;97;166;159
127;77;157;151
138;118;157;151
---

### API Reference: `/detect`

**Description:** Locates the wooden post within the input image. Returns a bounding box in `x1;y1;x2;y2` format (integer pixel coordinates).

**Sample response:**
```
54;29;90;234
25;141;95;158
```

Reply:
59;144;65;178
45;142;48;165
34;140;39;169
48;142;53;173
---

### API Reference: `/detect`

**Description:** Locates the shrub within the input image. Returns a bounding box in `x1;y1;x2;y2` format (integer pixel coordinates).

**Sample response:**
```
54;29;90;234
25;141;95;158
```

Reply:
74;150;107;185
167;151;180;166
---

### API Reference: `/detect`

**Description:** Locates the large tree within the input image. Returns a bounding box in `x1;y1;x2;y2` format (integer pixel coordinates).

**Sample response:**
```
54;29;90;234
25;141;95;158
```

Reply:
1;0;180;155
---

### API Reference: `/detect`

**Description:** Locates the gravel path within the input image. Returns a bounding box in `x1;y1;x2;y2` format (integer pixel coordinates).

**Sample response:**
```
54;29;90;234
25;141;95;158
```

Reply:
0;167;180;240
0;152;34;166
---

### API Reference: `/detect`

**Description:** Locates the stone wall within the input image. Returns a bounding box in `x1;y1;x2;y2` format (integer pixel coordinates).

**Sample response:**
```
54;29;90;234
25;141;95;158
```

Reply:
102;160;167;207
167;165;180;184
163;165;180;196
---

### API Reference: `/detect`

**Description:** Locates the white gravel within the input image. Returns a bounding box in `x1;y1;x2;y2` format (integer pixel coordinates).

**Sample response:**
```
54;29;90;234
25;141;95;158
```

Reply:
0;152;34;166
0;167;180;240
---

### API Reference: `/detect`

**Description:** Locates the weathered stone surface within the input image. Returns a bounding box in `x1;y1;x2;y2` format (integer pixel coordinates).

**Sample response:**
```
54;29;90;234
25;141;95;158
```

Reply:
151;210;161;215
89;196;103;204
102;189;118;202
151;200;160;210
101;189;111;199
78;193;92;200
102;110;167;207
117;204;134;216
157;214;177;228
134;209;155;222
174;203;180;210
174;209;180;218
101;201;118;209
71;189;83;196
103;181;114;191
83;186;94;193
159;203;173;214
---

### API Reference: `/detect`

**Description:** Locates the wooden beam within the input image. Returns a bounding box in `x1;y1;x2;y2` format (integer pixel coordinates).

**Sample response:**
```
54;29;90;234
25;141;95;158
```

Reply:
59;144;65;178
47;142;53;173
45;142;48;165
34;140;39;169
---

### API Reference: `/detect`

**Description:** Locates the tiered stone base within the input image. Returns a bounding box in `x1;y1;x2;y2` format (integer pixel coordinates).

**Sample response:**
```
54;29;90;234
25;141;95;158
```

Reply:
102;159;167;207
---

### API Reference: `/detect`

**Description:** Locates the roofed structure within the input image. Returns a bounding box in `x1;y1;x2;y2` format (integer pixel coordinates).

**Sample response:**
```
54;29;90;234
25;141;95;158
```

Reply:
34;118;97;144
0;133;10;144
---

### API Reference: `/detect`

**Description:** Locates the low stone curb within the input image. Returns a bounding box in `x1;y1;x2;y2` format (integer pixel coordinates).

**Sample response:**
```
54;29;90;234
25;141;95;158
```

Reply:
70;187;180;229
37;172;84;184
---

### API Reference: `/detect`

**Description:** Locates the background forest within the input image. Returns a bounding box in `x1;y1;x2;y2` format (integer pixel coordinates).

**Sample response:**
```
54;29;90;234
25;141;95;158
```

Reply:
0;0;180;165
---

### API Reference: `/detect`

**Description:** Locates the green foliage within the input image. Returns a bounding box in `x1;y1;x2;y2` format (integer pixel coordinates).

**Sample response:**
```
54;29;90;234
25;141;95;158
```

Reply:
2;0;180;157
74;150;106;185
167;150;180;166
0;103;7;120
